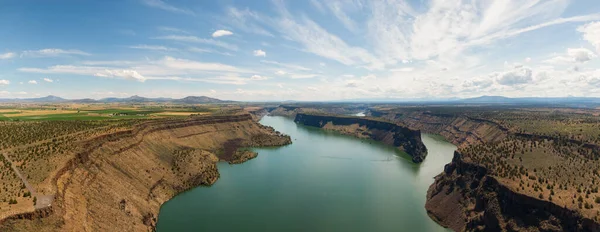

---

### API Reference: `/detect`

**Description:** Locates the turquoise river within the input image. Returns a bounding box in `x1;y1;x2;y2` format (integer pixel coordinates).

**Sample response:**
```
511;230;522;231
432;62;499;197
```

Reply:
157;116;456;231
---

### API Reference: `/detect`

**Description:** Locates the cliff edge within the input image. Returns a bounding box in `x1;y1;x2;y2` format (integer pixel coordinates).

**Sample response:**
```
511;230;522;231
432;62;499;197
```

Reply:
294;113;427;163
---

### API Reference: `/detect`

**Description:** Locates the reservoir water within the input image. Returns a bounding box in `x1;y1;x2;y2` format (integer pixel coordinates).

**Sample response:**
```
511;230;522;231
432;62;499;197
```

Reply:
157;116;456;231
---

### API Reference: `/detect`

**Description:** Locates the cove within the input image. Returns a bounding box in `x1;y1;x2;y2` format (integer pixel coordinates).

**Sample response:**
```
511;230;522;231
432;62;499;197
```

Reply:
156;116;456;232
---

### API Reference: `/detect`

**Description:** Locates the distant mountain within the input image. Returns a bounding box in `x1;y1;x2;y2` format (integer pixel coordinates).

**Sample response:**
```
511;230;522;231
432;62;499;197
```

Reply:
0;95;67;103
459;96;514;104
0;95;231;104
458;96;600;105
175;96;225;104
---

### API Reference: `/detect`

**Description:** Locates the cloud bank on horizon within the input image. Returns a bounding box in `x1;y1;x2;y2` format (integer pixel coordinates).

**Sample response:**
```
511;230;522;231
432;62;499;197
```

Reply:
0;0;600;101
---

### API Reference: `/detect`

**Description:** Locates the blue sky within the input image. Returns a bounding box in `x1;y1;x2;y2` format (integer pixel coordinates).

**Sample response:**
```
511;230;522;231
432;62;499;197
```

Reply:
1;0;600;101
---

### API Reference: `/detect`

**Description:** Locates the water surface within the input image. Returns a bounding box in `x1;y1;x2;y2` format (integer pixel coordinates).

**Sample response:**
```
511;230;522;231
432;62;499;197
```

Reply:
157;116;456;231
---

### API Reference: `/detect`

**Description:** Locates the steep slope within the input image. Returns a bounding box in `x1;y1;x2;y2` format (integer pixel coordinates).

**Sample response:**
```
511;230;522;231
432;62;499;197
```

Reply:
294;113;427;163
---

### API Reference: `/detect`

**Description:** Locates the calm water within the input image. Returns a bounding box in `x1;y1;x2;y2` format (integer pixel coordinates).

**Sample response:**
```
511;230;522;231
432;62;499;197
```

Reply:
157;116;456;232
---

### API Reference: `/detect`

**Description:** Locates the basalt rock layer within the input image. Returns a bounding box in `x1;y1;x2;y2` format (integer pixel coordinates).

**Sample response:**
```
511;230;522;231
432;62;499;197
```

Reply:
294;113;427;163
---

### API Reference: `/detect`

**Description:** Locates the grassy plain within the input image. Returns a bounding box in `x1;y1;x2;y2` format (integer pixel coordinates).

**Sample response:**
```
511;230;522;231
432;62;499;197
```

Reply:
0;103;220;121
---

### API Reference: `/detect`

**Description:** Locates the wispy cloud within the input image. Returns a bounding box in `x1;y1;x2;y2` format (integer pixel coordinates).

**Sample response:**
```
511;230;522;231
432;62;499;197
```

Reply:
260;60;311;71
28;80;37;84
154;35;238;51
0;80;9;85
187;47;233;56
250;75;268;80
43;78;53;83
21;48;90;57
225;7;274;37
158;26;189;34
129;44;177;51
140;0;194;15
19;56;253;84
0;52;15;59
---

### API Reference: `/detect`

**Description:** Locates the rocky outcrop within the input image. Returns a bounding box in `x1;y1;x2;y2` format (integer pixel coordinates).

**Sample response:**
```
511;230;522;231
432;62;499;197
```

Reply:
294;113;427;163
427;151;600;231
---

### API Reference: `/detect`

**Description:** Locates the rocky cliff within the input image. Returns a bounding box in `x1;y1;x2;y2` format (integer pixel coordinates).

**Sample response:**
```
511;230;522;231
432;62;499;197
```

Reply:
376;110;508;148
0;114;291;231
427;151;600;231
294;113;428;163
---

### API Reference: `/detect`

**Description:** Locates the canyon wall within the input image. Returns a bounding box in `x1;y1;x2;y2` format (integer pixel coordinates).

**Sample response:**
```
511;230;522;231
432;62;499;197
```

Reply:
0;114;291;232
375;110;508;148
427;151;600;231
294;113;427;163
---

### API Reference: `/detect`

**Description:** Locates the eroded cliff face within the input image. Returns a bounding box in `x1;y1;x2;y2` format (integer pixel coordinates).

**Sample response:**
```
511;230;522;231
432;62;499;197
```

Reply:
269;106;301;118
0;114;291;232
294;113;427;163
376;111;508;148
427;152;600;232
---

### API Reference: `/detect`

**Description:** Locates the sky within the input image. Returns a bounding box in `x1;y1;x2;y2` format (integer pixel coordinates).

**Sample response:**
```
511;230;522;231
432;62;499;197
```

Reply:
1;0;600;101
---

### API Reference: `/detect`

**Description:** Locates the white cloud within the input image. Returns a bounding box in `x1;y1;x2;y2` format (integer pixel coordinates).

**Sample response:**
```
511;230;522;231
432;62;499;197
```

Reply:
345;80;359;88
390;68;414;72
0;80;9;85
543;48;597;64
140;0;193;15
188;47;233;56
250;75;268;80
21;48;90;57
43;78;53;83
361;74;376;80
261;60;311;71
129;44;176;51
212;30;233;38
158;26;189;34
275;70;286;75
28;80;37;84
158;56;251;73
496;67;533;86
578;22;600;52
19;56;253;85
95;70;146;82
307;86;319;91
253;49;266;57
155;35;238;51
0;52;15;59
290;74;317;79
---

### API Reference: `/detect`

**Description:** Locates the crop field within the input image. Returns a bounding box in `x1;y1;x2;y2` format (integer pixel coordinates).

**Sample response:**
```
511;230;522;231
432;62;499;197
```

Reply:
0;104;220;121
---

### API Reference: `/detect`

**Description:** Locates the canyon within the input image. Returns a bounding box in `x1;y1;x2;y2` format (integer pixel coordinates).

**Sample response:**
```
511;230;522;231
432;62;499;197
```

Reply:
0;114;291;231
